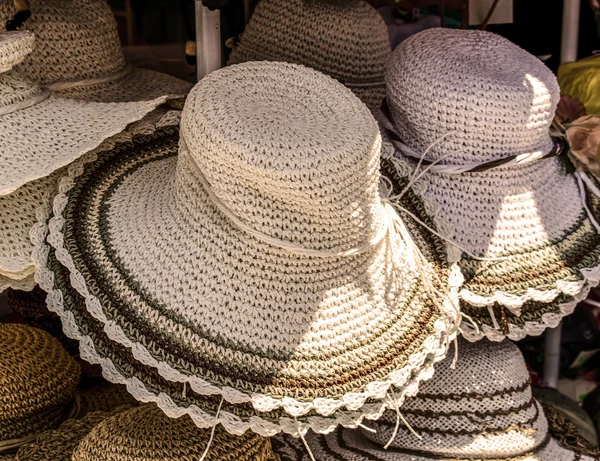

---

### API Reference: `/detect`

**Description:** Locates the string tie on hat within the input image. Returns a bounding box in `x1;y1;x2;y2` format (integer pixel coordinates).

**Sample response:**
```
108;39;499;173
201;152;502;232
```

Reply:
198;396;224;461
46;64;133;92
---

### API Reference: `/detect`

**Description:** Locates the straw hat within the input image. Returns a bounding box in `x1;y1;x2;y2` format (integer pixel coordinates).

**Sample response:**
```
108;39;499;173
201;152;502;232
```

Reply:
227;0;391;111
31;61;460;436
13;407;129;461
0;30;172;289
0;0;193;103
381;28;600;342
78;383;139;417
273;338;597;461
0;324;81;456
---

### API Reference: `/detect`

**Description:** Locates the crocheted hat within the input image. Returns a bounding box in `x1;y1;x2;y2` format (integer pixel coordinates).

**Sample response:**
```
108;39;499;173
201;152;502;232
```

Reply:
382;27;600;342
31;61;460;436
13;407;129;461
0;324;81;456
70;405;279;461
273;338;597;460
227;0;391;111
78;383;139;417
0;0;193;103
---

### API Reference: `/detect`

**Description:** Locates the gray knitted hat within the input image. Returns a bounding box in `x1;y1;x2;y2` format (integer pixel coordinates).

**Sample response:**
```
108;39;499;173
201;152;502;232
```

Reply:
228;0;391;111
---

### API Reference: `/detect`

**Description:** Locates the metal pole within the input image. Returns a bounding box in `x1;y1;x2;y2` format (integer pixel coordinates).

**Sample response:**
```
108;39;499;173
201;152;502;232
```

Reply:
195;1;222;81
541;0;581;390
560;0;581;63
544;324;562;388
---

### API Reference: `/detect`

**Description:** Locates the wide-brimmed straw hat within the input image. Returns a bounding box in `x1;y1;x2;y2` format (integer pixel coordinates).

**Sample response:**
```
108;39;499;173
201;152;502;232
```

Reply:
381;27;600;342
0;324;81;457
227;0;391;111
0;0;193;103
273;338;598;461
0;30;170;289
31;61;461;436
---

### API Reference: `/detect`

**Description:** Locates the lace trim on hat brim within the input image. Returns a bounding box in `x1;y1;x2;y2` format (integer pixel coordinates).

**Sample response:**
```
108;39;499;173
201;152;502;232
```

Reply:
0;273;35;293
31;116;460;436
387;153;600;341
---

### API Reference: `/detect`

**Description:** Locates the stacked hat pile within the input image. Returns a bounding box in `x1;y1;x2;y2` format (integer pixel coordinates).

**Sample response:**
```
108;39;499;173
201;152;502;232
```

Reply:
2;0;600;459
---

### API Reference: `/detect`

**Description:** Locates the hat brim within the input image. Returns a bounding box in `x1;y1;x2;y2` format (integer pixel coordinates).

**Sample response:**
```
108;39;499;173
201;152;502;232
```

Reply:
273;427;592;461
389;154;600;341
52;66;193;103
32;123;460;435
0;94;168;195
0;273;35;292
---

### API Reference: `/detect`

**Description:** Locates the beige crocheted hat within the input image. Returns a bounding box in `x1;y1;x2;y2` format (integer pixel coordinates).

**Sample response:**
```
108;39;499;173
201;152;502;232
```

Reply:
0;0;193;103
0;30;171;288
273;338;597;461
382;28;600;342
31;61;461;436
0;324;81;457
227;0;391;111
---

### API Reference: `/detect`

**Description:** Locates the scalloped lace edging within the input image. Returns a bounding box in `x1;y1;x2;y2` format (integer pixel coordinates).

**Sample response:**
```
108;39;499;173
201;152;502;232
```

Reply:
32;132;461;429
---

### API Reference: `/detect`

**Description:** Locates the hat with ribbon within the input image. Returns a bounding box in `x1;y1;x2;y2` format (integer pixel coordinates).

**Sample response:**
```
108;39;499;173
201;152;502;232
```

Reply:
31;61;461;436
0;0;193;103
272;338;599;461
380;27;600;342
0;324;81;457
0;30;170;290
227;0;391;112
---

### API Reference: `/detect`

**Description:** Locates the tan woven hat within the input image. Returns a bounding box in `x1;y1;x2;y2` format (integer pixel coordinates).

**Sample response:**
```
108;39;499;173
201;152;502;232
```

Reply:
273;338;598;460
0;324;81;456
0;30;171;288
381;27;600;342
31;61;461;436
228;0;391;111
0;0;193;103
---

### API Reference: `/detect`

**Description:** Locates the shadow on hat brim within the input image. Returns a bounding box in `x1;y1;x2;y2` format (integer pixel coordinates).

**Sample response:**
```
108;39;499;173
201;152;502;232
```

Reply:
51;67;193;104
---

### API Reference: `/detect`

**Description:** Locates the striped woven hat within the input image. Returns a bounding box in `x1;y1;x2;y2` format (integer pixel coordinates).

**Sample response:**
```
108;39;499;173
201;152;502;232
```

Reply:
0;30;170;290
0;0;193;103
0;324;81;457
273;338;598;461
382;27;600;342
228;0;391;112
31;61;461;436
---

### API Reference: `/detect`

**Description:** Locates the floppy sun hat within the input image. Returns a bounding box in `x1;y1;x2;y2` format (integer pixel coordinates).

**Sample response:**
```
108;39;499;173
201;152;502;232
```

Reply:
380;27;600;341
31;61;461;436
272;338;598;461
227;0;391;112
0;0;193;103
0;324;81;457
0;30;169;290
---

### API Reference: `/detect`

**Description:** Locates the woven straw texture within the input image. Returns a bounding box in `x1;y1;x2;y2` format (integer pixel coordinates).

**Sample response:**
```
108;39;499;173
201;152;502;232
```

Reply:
6;286;104;380
14;407;129;461
0;31;33;73
272;338;594;460
78;383;139;417
72;405;279;461
385;28;600;341
0;0;192;102
31;62;460;436
0;324;80;442
228;0;390;111
0;30;170;195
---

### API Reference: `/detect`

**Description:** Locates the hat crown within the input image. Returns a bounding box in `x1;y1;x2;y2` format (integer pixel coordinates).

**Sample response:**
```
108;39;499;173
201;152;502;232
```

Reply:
0;324;80;440
0;0;126;86
73;405;277;461
229;0;390;85
180;61;386;253
386;28;559;164
362;339;548;458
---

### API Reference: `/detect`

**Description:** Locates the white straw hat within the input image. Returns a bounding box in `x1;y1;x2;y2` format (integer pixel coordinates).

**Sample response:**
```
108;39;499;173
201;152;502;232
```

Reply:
273;338;597;460
0;0;193;103
227;0;391;111
0;30;170;290
32;61;461;436
381;28;600;342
